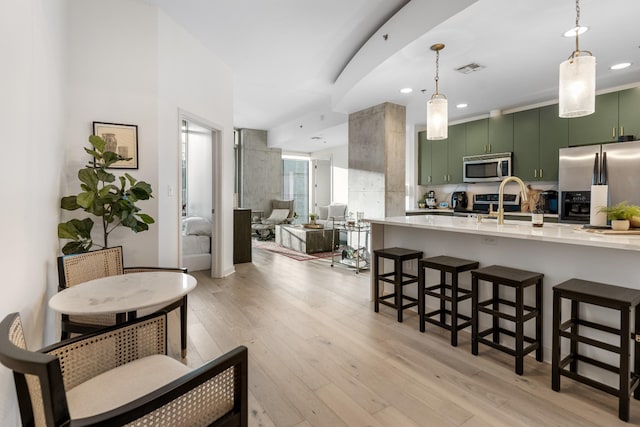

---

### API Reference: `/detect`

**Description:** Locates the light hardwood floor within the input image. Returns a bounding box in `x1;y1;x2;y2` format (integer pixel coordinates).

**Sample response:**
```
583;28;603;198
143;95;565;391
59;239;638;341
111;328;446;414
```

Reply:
184;247;636;426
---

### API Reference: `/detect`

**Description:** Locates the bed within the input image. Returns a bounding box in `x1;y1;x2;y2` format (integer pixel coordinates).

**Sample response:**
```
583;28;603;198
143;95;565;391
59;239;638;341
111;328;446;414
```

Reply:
181;216;212;271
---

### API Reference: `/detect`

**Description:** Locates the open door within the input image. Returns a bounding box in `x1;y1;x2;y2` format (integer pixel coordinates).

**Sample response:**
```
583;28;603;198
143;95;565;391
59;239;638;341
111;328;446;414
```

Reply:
179;117;221;277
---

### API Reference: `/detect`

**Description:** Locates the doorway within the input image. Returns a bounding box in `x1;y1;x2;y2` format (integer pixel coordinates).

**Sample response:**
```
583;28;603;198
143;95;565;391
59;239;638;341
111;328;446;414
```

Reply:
179;116;221;276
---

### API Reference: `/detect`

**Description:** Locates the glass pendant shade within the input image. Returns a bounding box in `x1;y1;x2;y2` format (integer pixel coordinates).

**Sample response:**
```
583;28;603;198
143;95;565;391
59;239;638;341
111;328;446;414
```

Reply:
559;54;596;118
427;95;448;140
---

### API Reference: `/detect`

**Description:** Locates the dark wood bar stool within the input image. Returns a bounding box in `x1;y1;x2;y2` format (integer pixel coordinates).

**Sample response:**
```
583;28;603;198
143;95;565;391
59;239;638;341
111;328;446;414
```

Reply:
552;278;640;422
374;247;423;322
471;265;543;375
418;256;479;346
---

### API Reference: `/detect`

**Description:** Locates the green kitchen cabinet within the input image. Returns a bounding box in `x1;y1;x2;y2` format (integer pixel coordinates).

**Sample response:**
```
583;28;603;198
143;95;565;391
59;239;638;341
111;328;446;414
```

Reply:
513;109;539;181
430;139;448;184
568;91;619;145
447;123;466;183
538;104;568;181
465;119;489;155
418;131;431;185
513;105;567;182
418;124;466;185
488;114;514;154
618;87;640;139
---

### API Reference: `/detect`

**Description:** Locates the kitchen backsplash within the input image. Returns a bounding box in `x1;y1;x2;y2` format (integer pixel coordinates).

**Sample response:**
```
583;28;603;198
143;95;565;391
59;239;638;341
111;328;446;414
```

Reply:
416;181;558;208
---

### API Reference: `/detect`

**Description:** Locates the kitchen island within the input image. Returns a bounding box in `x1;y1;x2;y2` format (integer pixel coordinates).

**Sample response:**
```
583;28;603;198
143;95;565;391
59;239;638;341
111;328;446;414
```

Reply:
369;214;640;383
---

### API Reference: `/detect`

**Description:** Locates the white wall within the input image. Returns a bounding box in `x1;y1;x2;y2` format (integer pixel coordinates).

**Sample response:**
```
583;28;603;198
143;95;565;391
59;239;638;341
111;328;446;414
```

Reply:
66;0;160;266
0;0;67;422
65;1;234;276
157;10;234;276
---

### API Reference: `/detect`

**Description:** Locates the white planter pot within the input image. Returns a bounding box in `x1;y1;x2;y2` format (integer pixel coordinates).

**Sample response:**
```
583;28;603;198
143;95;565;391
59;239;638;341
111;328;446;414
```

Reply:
611;219;630;231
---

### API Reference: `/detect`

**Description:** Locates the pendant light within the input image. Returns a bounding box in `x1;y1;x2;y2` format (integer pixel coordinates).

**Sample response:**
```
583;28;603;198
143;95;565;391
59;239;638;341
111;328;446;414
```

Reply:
559;0;595;118
427;43;448;140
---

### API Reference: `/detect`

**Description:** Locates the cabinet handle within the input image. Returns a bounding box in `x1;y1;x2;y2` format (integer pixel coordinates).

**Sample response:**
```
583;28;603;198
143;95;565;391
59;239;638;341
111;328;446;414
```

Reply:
612;127;616;138
483;144;487;153
621;126;624;136
540;169;543;179
488;144;491;152
534;169;537;178
428;176;432;183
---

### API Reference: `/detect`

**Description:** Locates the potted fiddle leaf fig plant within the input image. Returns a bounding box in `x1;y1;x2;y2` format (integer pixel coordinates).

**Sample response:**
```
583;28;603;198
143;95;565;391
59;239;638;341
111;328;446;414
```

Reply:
58;135;155;254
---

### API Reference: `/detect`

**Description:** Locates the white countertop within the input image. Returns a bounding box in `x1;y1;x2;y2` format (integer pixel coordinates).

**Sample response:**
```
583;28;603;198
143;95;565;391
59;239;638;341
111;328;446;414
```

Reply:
368;215;640;252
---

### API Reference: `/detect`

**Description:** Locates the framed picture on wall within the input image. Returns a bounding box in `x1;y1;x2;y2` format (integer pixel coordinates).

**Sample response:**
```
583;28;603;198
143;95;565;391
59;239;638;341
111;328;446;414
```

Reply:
92;122;139;169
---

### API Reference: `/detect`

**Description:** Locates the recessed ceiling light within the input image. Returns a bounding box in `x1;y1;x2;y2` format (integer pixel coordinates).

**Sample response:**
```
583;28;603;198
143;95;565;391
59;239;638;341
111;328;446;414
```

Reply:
400;87;413;94
610;62;632;70
563;26;588;38
456;103;468;109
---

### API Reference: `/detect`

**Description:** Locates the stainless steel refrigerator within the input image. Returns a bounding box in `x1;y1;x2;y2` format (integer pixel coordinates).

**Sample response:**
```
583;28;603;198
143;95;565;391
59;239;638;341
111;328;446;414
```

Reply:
558;140;640;223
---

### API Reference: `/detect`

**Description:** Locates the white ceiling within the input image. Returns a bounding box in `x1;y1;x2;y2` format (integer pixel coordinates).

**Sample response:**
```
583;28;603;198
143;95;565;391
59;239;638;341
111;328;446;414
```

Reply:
151;0;640;153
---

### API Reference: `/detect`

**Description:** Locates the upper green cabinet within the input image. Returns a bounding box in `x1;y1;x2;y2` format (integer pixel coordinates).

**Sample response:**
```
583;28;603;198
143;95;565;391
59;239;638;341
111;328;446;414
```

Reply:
418;131;431;185
465;119;488;155
619;87;640;140
568;89;640;146
568;92;618;145
513;109;539;181
488;114;514;154
538;104;568;181
447;124;466;183
513;105;568;182
417;124;465;185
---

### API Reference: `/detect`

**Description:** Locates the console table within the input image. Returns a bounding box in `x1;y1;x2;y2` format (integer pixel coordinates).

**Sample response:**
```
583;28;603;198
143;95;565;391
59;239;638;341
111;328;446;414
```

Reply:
331;222;371;273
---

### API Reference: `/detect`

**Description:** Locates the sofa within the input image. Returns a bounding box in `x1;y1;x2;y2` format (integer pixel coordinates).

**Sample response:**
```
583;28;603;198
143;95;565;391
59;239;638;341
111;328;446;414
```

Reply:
316;203;348;226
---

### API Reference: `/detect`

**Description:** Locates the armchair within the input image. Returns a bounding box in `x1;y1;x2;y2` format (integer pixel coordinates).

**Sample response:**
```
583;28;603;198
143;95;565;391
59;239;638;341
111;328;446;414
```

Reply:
0;311;248;426
57;246;190;357
251;199;295;240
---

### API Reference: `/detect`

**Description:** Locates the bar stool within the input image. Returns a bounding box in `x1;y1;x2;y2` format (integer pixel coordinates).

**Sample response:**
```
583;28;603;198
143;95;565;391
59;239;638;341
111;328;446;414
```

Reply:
471;265;543;375
374;247;423;322
418;255;479;346
552;278;640;422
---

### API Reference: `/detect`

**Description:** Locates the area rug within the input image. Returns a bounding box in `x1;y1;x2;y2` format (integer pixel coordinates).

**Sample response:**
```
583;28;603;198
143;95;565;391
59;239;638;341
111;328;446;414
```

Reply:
252;240;336;261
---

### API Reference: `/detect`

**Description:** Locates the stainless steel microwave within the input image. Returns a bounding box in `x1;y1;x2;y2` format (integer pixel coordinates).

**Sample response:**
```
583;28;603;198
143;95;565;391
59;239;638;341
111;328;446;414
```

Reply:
463;152;512;183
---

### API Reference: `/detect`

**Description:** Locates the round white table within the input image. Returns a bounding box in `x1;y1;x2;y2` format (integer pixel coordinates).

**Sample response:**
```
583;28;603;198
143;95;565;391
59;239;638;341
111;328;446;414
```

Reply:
49;271;197;316
49;272;197;357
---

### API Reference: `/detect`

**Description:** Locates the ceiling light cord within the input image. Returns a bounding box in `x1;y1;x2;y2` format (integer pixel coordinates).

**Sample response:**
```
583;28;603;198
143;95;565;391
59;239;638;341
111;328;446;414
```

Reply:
575;0;580;55
434;49;440;96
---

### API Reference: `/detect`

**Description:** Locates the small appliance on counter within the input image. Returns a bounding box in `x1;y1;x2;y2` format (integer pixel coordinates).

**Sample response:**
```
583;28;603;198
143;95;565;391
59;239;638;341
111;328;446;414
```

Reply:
425;190;437;209
451;191;468;211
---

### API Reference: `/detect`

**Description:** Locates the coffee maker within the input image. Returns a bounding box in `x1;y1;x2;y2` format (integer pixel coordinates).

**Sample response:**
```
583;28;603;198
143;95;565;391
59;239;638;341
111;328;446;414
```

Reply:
451;191;468;211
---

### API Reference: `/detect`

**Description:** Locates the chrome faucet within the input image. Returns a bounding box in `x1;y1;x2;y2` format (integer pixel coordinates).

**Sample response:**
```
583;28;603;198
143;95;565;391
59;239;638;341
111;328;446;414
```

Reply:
492;176;528;225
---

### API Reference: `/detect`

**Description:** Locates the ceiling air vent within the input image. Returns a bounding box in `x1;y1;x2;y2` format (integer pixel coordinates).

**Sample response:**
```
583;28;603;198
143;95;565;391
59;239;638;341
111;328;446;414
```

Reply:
455;63;485;74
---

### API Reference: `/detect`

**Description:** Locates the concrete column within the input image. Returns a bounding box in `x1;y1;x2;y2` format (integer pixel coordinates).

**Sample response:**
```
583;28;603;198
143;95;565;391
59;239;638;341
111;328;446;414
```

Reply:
239;129;282;215
348;103;406;219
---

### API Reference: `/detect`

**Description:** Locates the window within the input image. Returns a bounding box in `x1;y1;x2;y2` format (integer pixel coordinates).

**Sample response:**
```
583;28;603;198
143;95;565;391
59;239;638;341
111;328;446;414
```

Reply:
282;156;310;223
